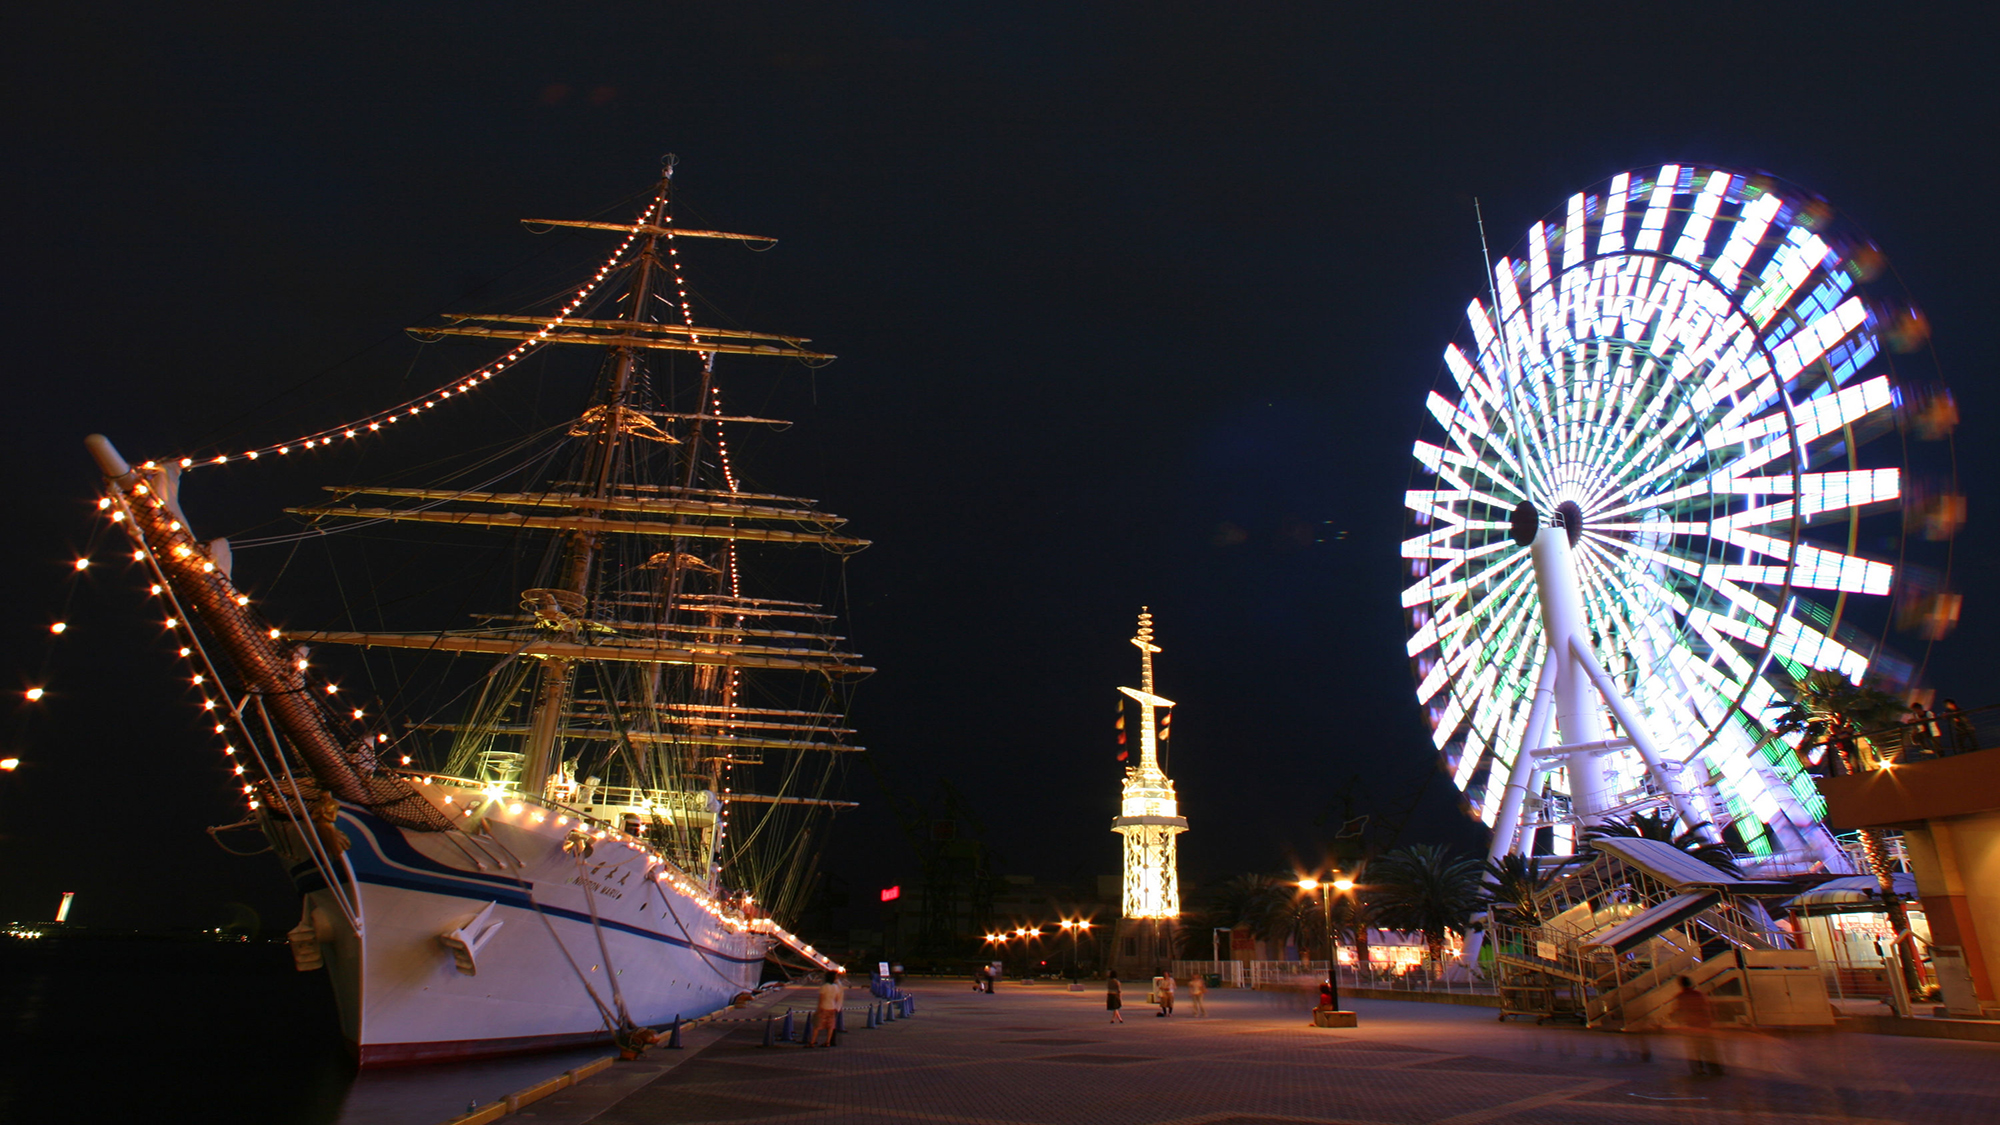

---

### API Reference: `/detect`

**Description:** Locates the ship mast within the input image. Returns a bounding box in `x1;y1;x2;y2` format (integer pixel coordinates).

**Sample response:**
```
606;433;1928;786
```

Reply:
517;166;672;796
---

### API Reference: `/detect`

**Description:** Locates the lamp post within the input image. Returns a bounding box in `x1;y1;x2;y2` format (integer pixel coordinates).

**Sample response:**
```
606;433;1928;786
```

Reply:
1299;874;1354;1011
1014;926;1038;979
1059;919;1091;979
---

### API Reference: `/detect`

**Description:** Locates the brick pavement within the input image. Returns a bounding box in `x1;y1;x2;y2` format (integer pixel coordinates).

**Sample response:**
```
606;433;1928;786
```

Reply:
507;981;2000;1125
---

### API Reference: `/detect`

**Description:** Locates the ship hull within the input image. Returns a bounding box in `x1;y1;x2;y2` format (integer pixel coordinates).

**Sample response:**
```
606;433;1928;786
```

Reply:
290;790;765;1066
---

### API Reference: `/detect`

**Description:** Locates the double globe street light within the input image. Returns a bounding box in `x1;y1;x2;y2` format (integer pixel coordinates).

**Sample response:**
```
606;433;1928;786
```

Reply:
984;919;1094;980
1297;875;1354;1011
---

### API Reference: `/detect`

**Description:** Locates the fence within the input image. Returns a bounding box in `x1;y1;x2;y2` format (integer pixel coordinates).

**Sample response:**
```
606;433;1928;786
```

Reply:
1858;703;1997;766
1171;959;1494;996
1169;960;1245;987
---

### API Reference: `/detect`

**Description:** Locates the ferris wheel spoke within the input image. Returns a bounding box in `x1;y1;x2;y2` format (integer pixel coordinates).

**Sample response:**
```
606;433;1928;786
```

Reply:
1717;469;1902;517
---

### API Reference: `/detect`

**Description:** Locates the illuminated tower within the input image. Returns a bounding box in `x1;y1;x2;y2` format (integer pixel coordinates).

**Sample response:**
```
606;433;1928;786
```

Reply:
1112;609;1185;929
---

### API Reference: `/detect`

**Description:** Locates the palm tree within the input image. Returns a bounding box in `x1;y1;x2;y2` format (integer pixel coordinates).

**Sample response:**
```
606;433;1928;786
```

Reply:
1481;852;1549;926
1203;873;1281;929
1582;809;1743;877
1769;670;1920;991
1257;879;1327;960
1367;844;1484;973
1769;670;1903;776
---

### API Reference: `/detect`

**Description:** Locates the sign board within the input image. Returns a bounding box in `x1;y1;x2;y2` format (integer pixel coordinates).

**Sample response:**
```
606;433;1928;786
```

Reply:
1932;946;1983;1017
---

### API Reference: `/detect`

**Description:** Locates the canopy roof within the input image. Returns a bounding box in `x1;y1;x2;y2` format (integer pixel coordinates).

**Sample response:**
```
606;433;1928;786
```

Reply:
1783;873;1920;911
1588;837;1744;889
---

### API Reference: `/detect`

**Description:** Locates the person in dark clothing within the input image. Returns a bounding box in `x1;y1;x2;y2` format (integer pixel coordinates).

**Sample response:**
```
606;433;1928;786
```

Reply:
1943;699;1979;753
1670;976;1723;1075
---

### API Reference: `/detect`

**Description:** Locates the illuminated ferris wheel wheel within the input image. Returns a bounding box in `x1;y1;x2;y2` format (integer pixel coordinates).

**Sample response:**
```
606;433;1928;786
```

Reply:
1404;164;1960;871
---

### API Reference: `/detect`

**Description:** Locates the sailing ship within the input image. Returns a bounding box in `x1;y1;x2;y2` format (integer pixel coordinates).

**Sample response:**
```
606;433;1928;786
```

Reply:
84;158;865;1064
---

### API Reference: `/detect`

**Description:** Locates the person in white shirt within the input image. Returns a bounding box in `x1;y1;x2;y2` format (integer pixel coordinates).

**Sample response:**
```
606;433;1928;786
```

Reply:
809;972;844;1047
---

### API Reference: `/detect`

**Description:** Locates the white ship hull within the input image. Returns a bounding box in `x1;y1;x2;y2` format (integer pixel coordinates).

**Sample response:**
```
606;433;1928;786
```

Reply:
291;784;767;1066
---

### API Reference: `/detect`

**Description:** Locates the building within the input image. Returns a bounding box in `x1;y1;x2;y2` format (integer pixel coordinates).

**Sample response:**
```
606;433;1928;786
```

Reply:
1817;719;2000;1017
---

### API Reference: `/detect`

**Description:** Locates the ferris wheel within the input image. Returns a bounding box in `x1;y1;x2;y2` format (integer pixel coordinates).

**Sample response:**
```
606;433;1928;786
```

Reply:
1404;164;1960;872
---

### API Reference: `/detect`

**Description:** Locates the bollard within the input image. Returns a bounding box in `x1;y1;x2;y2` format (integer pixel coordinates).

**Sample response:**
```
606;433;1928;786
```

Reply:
905;996;916;1017
761;1013;776;1047
868;1002;879;1028
782;1008;795;1041
668;1015;683;1049
885;999;896;1022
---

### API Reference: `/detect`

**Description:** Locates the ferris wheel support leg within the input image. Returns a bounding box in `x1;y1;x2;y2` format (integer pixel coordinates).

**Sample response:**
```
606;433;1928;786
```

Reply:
1463;659;1558;973
1488;657;1559;867
1531;528;1613;821
1568;637;1718;844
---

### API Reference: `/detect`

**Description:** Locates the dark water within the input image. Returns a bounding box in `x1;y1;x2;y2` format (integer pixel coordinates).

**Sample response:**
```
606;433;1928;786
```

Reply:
0;937;607;1125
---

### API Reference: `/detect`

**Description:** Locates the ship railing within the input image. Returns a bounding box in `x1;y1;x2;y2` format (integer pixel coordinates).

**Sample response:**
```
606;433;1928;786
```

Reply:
388;770;793;943
394;771;713;825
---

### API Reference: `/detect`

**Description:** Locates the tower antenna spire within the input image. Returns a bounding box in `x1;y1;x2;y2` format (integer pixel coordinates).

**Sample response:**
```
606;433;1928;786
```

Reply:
1111;607;1186;975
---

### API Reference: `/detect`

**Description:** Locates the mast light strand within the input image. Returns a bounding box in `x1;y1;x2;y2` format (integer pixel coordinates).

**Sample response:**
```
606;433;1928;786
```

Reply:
148;184;674;472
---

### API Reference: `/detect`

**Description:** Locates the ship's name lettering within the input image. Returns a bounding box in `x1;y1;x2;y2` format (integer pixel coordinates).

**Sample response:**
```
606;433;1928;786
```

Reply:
567;875;625;900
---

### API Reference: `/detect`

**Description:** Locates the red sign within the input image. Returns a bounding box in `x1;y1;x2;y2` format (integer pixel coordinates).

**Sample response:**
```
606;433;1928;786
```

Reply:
880;886;901;902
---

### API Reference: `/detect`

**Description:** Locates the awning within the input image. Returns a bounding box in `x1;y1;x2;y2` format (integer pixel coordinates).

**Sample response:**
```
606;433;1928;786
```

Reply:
1782;873;1919;911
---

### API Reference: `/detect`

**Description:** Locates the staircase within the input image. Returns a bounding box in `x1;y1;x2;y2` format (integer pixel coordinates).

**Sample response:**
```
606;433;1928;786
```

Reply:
1488;837;1831;1029
1591;948;1740;1030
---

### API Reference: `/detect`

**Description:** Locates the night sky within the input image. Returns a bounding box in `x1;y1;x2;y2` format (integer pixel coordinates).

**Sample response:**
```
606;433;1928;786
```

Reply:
4;3;1996;933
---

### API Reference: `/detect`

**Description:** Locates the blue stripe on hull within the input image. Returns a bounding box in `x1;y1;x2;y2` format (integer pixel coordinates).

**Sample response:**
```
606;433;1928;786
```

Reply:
331;806;764;964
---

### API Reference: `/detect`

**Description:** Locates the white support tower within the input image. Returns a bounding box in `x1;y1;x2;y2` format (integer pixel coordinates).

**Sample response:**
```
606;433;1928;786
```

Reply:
1483;511;1715;868
1112;609;1186;921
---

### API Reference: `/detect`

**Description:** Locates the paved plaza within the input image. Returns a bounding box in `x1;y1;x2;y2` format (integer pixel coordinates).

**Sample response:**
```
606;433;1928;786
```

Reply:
507;981;2000;1125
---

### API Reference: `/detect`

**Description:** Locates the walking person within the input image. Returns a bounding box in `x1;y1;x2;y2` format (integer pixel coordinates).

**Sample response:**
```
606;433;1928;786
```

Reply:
1669;976;1722;1075
1943;699;1979;753
1156;971;1175;1017
1908;704;1937;757
1107;973;1124;1023
1188;972;1207;1017
808;971;843;1047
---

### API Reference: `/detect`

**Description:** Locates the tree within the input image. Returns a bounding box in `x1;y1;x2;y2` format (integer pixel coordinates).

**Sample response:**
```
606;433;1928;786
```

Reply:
1582;809;1743;877
1203;873;1282;931
1481;852;1549;926
1257;879;1326;959
1367;844;1484;972
1770;670;1920;991
1769;670;1903;777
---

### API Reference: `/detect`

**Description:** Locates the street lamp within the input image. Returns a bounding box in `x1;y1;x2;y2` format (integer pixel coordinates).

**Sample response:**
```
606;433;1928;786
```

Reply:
1058;919;1092;979
1298;875;1341;1011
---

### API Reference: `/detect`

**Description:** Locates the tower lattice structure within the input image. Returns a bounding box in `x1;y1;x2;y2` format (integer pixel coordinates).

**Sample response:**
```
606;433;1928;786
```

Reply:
1111;608;1186;920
